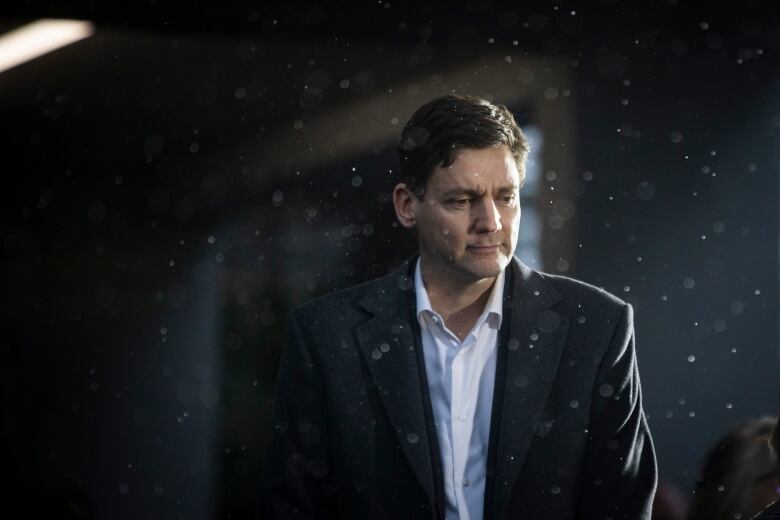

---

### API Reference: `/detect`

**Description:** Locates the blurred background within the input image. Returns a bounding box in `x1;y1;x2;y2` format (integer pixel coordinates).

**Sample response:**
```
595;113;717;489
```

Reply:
1;1;778;518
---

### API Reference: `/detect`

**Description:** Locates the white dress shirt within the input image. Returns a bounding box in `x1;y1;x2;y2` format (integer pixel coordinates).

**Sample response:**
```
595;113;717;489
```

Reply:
414;259;505;520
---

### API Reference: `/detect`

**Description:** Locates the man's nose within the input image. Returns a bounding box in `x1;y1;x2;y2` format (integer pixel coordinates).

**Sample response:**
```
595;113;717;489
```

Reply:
471;198;502;233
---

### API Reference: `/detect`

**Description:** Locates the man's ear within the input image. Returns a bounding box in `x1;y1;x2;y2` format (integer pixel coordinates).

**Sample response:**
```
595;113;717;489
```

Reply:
392;183;417;229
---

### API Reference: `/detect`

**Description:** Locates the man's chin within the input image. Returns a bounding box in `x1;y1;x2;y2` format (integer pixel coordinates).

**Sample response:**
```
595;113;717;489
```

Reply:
425;252;509;283
457;259;506;282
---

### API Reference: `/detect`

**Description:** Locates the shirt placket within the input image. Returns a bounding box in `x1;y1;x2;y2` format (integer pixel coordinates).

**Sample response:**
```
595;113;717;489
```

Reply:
450;332;476;514
430;314;458;507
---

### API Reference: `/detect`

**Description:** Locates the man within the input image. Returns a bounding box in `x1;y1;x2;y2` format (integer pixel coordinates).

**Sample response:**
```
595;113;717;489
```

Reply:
260;95;657;519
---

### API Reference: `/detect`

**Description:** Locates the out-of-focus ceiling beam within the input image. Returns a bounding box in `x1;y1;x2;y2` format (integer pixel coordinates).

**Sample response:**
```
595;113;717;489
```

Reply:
0;18;94;74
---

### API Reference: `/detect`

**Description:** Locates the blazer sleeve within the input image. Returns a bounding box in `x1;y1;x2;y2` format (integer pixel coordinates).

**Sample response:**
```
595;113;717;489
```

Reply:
577;303;658;519
259;312;337;519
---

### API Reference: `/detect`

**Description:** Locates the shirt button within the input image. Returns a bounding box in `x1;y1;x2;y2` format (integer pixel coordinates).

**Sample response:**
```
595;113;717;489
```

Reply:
431;315;439;323
462;478;470;487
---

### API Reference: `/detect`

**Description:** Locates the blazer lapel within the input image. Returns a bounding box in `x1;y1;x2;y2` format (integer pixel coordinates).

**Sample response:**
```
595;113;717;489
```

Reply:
486;258;569;520
355;258;439;513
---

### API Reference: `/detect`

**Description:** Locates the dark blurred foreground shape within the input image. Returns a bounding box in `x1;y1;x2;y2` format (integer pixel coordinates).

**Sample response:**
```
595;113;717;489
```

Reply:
751;413;780;520
687;415;780;520
1;2;780;519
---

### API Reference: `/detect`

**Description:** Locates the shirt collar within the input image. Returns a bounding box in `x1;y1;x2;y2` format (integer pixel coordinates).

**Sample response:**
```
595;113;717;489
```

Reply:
414;257;505;329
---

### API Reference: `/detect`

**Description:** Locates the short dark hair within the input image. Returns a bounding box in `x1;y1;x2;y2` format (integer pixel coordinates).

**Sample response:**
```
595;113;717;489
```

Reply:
396;94;530;196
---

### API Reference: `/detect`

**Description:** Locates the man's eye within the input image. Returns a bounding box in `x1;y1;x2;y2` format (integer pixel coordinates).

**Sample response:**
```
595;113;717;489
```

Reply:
500;195;517;204
450;199;471;206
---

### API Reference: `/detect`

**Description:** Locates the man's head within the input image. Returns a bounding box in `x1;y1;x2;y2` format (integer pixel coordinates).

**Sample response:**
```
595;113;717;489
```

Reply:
392;95;530;287
396;94;530;196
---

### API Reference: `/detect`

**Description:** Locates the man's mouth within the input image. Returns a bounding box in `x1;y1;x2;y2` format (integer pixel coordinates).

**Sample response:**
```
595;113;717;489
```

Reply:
467;244;501;252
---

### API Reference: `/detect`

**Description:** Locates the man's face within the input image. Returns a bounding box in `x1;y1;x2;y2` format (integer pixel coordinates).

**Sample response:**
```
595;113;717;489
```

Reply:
399;145;522;285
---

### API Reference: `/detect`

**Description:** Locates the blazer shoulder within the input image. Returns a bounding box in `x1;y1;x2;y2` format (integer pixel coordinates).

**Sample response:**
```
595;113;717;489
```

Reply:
536;271;629;322
543;272;627;306
290;274;389;330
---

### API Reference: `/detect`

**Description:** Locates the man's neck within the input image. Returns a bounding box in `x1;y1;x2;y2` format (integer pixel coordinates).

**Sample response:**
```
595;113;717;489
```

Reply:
419;258;498;341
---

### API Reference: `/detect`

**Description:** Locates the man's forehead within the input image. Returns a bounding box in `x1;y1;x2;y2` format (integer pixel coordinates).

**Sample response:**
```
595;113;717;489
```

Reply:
430;162;520;189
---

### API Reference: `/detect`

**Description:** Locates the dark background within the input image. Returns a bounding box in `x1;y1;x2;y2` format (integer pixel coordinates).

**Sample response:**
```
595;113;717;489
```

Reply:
1;1;778;518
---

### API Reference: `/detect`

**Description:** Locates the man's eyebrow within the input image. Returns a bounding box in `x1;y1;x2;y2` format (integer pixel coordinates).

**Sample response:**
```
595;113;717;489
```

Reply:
440;187;480;198
440;185;519;198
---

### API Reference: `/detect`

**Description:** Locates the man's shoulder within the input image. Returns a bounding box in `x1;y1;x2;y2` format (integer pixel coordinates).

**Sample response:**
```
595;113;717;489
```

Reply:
541;271;628;309
295;275;386;312
290;270;400;331
519;262;630;325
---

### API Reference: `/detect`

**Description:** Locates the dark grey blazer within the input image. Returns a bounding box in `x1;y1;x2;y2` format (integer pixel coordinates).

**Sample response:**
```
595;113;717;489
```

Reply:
260;256;657;519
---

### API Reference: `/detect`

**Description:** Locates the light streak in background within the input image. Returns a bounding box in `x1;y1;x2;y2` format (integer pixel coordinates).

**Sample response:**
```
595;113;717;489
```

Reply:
0;18;94;74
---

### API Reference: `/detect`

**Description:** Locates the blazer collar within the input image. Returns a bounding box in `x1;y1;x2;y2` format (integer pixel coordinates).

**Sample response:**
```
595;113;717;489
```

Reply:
355;255;440;513
356;254;558;315
355;255;568;520
356;255;417;318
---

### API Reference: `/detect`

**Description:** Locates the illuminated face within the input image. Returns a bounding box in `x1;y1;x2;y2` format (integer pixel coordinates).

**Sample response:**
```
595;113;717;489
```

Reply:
396;145;522;285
